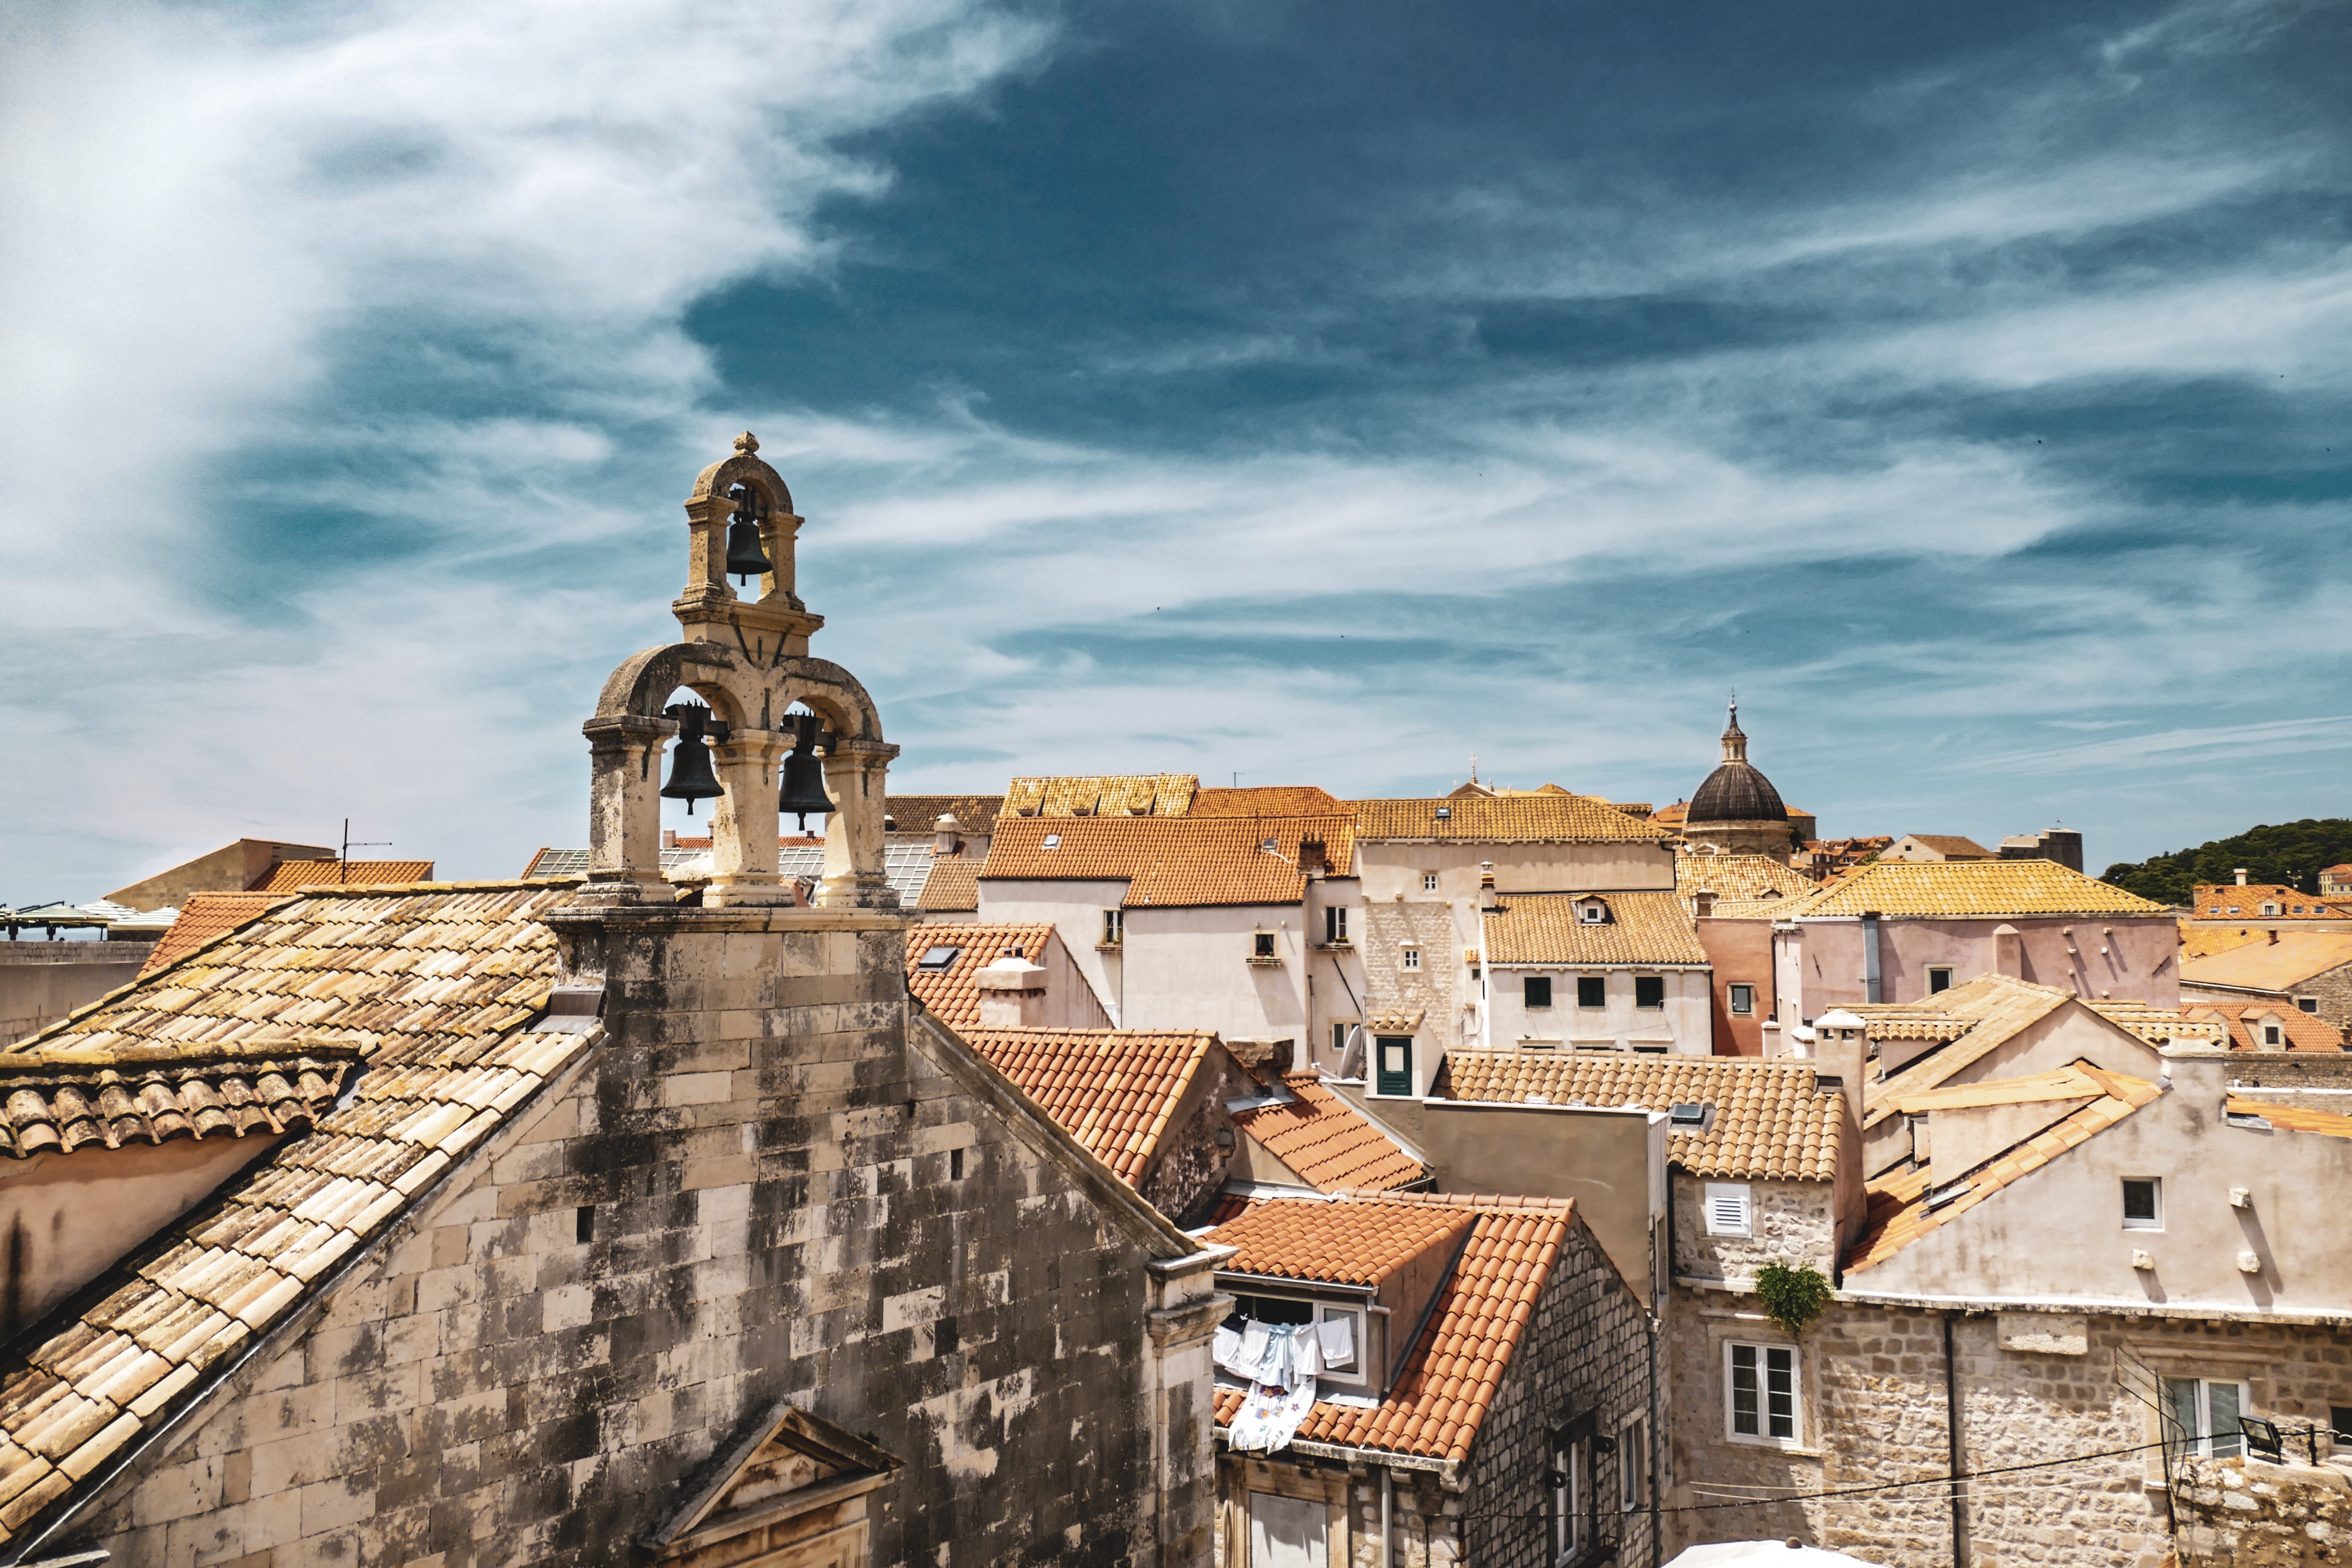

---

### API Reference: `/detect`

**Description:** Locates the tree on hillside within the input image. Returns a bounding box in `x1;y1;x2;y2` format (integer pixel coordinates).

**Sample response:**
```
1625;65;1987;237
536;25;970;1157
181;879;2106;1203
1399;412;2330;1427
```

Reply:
2101;819;2352;906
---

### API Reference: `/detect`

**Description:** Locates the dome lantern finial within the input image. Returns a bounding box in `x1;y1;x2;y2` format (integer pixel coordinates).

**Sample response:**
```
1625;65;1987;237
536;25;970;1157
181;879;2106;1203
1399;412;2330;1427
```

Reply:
1721;699;1748;764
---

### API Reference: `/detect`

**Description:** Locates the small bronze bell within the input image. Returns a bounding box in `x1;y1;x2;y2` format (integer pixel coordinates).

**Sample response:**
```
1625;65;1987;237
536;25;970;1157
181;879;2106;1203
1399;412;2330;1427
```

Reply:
723;483;772;585
777;713;835;830
659;702;729;815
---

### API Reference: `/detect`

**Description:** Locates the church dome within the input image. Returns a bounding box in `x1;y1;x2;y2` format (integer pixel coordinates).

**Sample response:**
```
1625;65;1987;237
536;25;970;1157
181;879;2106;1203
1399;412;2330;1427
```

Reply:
1687;704;1787;824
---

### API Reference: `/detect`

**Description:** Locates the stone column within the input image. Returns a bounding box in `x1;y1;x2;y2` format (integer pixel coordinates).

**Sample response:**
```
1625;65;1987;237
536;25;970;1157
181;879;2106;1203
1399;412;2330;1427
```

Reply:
581;714;675;903
674;494;735;616
817;738;900;908
705;728;792;907
758;510;804;605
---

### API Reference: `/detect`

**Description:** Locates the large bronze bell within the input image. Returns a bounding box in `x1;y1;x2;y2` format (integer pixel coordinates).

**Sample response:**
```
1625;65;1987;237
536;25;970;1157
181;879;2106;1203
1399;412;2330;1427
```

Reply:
777;713;835;830
723;483;772;585
659;702;728;815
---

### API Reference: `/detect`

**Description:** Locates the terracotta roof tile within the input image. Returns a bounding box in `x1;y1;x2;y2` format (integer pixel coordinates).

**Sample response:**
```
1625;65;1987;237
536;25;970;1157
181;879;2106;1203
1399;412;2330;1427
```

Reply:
1896;835;1993;858
2186;1002;2346;1053
1209;1197;1572;1462
982;815;1355;908
1481;891;1707;968
915;858;982;913
1781;861;2167;919
2226;1098;2352;1137
0;880;592;1549
248;861;435;893
2190;884;2352;920
956;1026;1214;1187
1353;796;1663;844
903;923;1061;1030
1210;1199;1474;1286
886;794;1005;836
1188;787;1348;817
1002;775;1198;818
0;1049;354;1158
2180;932;2352;992
1844;1065;2164;1274
1231;1074;1427;1192
1436;1052;1841;1181
1676;852;1809;915
138;894;288;977
1888;1063;2107;1113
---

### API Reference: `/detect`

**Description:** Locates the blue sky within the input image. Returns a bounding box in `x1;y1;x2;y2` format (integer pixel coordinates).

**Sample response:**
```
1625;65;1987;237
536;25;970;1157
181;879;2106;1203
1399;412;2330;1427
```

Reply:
3;0;2348;898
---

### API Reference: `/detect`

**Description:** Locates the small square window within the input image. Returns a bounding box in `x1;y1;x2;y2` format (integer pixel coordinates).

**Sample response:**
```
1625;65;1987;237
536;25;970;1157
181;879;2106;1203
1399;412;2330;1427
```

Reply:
1525;976;1553;1009
2263;1023;2283;1046
2334;1406;2352;1443
1634;976;1666;1009
1579;902;1608;924
1402;946;1421;971
1927;967;1954;995
1577;976;1606;1009
1253;932;1276;959
2299;998;2319;1014
1728;983;1754;1016
1423;872;1439;893
2122;1178;2162;1230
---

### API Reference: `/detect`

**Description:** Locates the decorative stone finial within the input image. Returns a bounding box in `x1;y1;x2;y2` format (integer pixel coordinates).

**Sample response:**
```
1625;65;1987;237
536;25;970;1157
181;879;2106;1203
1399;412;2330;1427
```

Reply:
734;431;760;454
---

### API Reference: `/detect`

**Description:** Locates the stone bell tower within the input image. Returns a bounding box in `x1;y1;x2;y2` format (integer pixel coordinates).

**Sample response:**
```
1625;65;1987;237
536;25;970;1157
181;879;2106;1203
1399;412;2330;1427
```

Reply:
577;433;898;909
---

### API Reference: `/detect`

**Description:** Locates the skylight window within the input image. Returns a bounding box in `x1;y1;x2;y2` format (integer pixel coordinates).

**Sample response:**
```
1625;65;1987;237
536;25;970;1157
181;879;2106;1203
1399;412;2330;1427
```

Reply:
1669;1103;1708;1127
1042;833;1062;849
917;945;963;971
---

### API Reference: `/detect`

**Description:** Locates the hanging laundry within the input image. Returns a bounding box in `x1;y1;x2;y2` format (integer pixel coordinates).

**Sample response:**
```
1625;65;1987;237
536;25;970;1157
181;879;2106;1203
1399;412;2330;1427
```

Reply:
1226;1378;1321;1454
1213;1323;1244;1377
1235;1318;1272;1380
1293;1324;1323;1378
1317;1314;1354;1370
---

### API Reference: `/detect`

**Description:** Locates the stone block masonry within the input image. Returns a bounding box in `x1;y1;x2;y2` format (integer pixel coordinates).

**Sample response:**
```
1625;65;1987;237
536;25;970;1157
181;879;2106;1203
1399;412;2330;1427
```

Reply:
76;907;1219;1568
2174;1454;2352;1568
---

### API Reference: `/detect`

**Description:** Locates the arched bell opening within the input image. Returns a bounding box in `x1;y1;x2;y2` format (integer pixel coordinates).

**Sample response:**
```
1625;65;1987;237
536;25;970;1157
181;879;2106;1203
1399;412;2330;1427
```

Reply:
775;701;838;841
655;682;741;833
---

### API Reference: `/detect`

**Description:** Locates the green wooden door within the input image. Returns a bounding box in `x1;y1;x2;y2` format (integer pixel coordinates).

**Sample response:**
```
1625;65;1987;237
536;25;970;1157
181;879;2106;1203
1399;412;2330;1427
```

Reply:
1375;1035;1413;1096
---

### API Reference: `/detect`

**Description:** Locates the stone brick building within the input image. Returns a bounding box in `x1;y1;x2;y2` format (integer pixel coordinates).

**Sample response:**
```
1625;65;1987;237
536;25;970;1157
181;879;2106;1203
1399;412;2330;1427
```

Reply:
1203;1192;1657;1568
0;436;1229;1568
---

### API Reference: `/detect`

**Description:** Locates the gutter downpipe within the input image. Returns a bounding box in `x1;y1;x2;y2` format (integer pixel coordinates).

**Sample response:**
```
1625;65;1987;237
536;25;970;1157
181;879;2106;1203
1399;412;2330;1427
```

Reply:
1647;1312;1663;1568
1862;912;1883;1004
1944;1312;1968;1568
1381;1465;1393;1568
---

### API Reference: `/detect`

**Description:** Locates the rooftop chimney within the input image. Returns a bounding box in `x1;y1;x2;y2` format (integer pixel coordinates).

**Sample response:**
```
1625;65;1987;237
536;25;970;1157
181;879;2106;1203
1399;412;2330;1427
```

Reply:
974;952;1050;1029
1479;862;1498;913
933;813;964;858
1694;890;1717;919
2235;868;2249;886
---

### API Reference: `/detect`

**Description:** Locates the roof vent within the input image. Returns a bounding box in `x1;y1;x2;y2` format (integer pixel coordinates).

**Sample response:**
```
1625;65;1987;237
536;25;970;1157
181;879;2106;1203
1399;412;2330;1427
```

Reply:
1435;805;1452;820
1041;833;1061;849
1668;1102;1709;1127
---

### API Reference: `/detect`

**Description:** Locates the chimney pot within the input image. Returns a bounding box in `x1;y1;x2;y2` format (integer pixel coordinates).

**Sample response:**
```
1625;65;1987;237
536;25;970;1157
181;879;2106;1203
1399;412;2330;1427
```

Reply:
2235;868;2248;885
975;954;1050;1028
1694;890;1717;919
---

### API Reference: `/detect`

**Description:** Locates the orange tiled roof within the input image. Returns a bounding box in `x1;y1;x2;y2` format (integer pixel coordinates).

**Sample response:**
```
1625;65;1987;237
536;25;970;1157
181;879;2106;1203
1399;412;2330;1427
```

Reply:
1210;1198;1473;1286
982;815;1356;908
0;881;593;1547
1676;851;1809;915
1844;1063;2163;1274
1354;796;1663;844
2228;1098;2352;1138
2190;884;2352;920
916;857;982;913
1437;1052;1841;1180
2180;922;2265;961
138;892;285;975
1481;891;1708;967
1189;786;1347;817
1782;860;2166;919
1887;1062;2110;1114
1231;1073;1427;1192
904;923;1061;1029
1210;1197;1571;1462
248;858;435;893
886;794;1005;836
1002;775;1197;818
1897;835;1993;858
2188;1003;2346;1053
2180;932;2352;992
2082;997;2229;1047
956;1026;1215;1187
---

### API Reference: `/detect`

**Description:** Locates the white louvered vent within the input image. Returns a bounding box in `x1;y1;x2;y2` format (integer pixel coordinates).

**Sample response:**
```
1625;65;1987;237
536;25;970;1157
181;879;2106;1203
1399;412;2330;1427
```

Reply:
1704;1182;1753;1237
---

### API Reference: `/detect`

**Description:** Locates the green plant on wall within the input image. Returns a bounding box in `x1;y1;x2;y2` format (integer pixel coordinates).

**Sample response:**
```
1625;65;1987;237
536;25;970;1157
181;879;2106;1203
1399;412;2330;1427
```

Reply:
1755;1262;1832;1337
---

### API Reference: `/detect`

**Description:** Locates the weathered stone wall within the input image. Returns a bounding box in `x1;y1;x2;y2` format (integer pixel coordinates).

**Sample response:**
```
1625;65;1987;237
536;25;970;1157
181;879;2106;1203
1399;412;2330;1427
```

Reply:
1362;901;1461;1056
1462;1213;1658;1568
2174;1455;2352;1567
78;913;1214;1568
1665;1295;2352;1568
1671;1174;1838;1283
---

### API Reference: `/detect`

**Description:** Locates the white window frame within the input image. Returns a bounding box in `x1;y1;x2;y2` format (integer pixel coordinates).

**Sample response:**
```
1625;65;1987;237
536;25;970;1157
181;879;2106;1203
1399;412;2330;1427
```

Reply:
2165;1377;2251;1459
1325;906;1349;944
1725;1341;1802;1446
1402;946;1421;971
1313;1303;1367;1387
1579;902;1607;924
1619;1417;1648;1513
1423;872;1439;893
1101;907;1123;946
1926;966;1954;994
2122;1177;2163;1231
1704;1182;1752;1237
1727;983;1754;1017
1550;1431;1588;1564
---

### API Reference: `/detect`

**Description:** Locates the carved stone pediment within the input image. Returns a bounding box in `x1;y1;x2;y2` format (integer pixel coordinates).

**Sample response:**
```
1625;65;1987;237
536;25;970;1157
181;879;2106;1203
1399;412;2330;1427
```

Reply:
646;1402;903;1567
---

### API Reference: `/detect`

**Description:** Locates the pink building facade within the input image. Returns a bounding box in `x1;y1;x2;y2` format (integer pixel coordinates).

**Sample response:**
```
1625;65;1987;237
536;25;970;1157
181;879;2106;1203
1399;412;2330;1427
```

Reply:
1770;912;2180;1023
